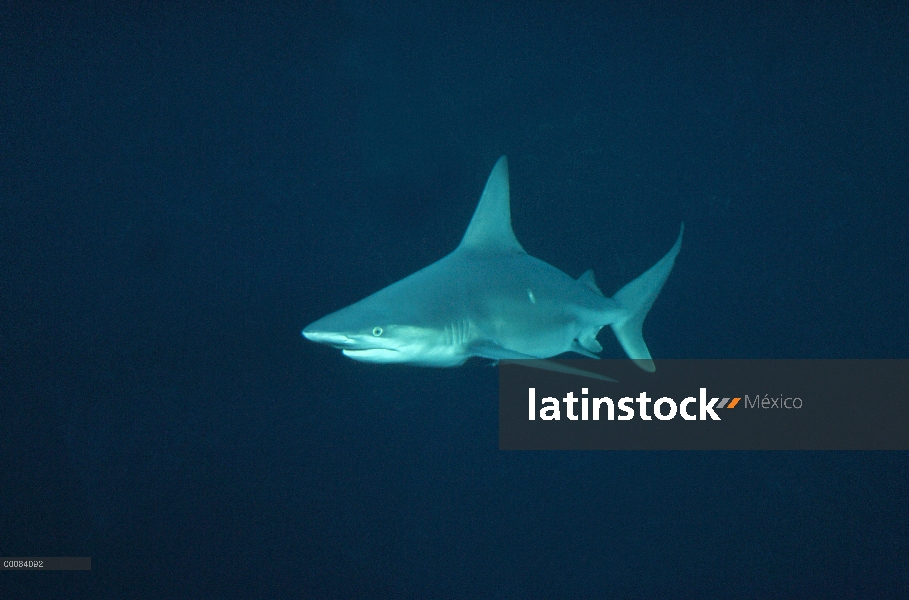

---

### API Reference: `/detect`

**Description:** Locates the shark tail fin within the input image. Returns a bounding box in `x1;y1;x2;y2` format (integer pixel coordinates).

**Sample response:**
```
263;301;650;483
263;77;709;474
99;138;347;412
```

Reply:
609;224;684;372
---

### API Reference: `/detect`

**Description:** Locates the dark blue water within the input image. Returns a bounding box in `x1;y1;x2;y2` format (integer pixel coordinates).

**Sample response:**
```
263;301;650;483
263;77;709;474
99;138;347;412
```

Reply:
2;2;907;597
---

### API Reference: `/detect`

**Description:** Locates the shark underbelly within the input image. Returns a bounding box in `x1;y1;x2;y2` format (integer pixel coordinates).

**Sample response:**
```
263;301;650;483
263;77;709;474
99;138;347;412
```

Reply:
483;316;587;358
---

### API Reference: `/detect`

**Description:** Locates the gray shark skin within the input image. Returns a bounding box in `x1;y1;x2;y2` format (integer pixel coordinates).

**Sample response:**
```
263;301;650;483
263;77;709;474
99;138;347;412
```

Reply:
303;156;683;380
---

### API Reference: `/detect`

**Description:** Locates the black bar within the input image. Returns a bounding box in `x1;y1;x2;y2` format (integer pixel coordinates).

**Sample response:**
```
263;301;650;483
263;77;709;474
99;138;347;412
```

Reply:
1;557;91;570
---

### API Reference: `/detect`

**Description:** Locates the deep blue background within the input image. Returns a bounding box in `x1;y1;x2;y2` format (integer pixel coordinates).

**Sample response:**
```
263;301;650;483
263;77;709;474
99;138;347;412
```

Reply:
2;2;908;597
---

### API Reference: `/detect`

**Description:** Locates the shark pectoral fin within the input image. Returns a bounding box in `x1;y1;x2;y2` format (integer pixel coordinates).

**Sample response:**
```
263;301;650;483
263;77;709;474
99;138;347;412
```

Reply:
510;359;617;382
469;340;537;361
471;341;616;382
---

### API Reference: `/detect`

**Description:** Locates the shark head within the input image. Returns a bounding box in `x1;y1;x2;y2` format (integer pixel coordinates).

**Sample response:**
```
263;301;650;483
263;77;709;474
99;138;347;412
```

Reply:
302;308;405;363
302;294;466;366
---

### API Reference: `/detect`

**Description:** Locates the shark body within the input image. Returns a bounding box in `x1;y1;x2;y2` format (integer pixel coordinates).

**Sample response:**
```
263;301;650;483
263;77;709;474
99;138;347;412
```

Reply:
303;156;683;378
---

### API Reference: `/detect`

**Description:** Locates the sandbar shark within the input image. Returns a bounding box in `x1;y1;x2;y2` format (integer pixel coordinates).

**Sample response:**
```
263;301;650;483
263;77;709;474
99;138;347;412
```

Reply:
303;156;683;380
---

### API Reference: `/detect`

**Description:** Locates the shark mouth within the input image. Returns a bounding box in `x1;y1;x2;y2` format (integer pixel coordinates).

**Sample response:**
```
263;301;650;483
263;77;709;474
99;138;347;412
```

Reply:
342;348;402;362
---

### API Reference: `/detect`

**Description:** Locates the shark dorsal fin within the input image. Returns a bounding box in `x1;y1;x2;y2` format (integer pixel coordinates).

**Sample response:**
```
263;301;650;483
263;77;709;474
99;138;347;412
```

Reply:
457;156;526;254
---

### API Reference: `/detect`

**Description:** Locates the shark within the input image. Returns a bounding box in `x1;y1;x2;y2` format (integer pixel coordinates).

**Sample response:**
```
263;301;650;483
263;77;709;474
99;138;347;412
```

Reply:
302;156;683;380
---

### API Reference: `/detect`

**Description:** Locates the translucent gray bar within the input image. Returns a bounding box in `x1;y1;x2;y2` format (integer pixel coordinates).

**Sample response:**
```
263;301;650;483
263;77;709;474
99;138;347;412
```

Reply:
500;359;909;450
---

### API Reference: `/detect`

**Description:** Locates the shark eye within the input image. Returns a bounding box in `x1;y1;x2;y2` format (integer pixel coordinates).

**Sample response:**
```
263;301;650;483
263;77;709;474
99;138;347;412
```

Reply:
372;327;383;337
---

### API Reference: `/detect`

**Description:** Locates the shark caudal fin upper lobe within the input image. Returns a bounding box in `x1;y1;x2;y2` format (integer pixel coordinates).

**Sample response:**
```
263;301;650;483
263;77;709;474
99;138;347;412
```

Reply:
609;224;684;372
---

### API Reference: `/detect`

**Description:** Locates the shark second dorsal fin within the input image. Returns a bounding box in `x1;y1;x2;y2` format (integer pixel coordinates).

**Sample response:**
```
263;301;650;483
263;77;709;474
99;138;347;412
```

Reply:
456;156;526;254
577;269;603;295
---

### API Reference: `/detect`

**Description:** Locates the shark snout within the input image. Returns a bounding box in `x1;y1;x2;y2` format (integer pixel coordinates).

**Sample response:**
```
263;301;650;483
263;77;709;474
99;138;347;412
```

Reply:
301;327;354;347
